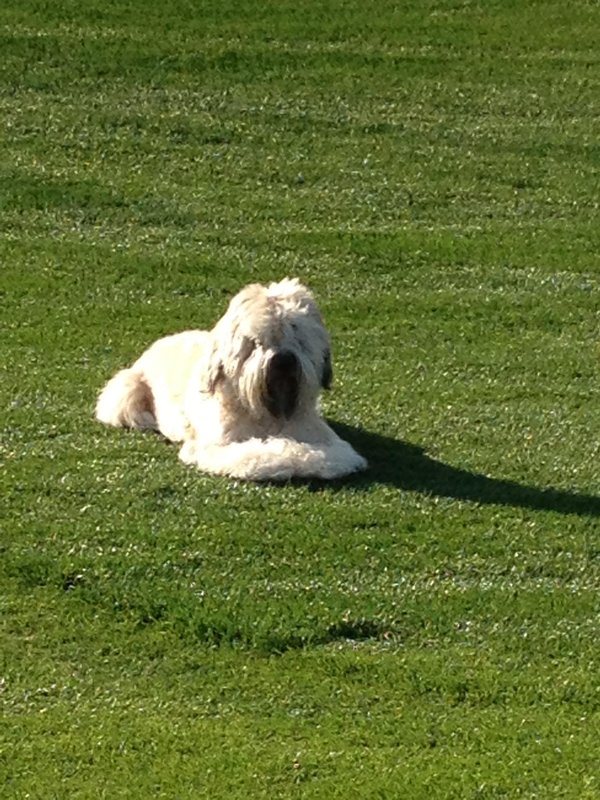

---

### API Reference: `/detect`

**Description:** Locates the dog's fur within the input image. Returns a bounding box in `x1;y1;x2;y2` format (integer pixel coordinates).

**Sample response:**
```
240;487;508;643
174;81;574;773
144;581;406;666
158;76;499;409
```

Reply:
96;278;367;481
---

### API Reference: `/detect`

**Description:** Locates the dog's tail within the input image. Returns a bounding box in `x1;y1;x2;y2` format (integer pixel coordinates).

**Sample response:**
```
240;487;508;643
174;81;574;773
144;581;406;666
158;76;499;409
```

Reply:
96;368;156;430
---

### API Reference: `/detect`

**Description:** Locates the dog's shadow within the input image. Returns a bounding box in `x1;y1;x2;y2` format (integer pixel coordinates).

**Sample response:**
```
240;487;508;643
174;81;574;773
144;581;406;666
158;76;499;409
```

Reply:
321;421;600;517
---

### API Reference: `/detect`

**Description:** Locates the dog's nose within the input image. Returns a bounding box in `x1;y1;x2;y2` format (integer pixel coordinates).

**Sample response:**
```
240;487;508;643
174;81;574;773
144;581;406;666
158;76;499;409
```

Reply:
270;350;298;371
265;350;300;419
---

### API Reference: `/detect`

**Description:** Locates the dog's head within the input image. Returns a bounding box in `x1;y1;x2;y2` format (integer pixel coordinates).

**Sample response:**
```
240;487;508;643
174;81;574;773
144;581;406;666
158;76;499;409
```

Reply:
201;278;332;420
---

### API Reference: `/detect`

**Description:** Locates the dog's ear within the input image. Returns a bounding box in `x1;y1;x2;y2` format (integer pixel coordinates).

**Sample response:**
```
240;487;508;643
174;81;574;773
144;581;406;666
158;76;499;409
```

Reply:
199;343;224;394
321;349;333;390
206;359;224;394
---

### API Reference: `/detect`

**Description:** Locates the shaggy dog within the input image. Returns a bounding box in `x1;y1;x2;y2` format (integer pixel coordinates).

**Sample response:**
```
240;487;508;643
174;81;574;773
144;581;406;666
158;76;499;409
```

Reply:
95;278;367;481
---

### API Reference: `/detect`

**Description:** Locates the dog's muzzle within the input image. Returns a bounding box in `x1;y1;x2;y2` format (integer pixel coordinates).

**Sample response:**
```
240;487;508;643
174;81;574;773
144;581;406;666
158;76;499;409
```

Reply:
265;350;300;419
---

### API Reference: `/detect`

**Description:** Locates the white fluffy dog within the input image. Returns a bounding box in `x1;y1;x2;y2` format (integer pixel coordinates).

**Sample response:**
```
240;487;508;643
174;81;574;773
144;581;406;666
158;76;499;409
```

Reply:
96;278;367;481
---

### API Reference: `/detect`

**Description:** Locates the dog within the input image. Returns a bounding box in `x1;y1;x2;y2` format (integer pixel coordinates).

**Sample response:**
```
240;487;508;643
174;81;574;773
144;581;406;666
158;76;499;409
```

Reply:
95;278;367;481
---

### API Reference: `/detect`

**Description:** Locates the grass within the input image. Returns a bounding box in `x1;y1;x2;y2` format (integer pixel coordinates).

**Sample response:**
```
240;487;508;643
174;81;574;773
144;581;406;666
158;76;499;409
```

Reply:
1;0;599;797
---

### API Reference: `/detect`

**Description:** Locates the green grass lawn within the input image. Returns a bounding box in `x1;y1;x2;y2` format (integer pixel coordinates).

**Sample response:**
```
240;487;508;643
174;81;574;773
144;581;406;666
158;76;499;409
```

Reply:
1;0;599;797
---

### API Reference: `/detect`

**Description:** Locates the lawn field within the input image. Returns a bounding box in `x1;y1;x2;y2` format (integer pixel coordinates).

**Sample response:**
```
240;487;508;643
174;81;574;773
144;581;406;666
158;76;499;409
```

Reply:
1;1;599;797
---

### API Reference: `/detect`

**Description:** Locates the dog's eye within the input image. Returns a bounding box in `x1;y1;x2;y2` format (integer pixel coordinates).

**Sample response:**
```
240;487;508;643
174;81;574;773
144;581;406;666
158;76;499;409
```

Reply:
289;321;309;352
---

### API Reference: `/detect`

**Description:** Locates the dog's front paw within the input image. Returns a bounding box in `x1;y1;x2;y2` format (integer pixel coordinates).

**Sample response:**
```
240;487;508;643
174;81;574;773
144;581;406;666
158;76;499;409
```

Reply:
179;439;198;465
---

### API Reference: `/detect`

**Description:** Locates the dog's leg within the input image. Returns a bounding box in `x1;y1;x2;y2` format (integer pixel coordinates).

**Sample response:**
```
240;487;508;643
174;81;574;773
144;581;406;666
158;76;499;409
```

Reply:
178;437;198;465
96;368;156;430
178;435;367;481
